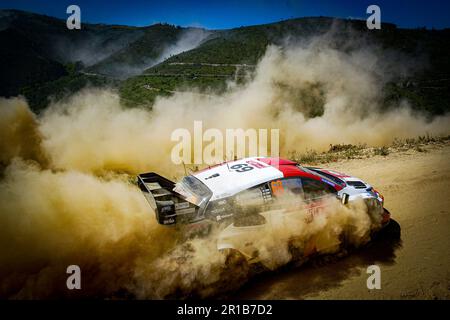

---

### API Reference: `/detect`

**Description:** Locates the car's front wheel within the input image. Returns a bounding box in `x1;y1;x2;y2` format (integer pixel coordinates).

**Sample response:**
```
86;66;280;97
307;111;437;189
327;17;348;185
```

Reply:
377;218;401;240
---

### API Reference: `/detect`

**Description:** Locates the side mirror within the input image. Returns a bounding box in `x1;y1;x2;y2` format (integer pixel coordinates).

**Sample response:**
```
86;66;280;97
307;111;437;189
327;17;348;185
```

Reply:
341;193;349;205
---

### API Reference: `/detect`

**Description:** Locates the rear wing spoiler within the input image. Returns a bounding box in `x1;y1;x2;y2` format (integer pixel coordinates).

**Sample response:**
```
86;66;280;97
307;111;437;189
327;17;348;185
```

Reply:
137;172;201;225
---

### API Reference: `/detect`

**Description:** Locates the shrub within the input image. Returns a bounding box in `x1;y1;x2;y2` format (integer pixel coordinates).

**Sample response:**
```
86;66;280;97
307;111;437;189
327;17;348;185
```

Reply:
374;146;390;156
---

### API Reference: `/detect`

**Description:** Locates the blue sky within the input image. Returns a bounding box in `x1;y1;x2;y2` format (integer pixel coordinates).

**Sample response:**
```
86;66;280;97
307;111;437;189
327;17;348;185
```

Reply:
1;0;449;29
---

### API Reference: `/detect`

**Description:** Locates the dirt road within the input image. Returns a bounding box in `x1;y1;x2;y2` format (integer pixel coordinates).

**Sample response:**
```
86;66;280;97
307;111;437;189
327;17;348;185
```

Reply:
236;143;450;299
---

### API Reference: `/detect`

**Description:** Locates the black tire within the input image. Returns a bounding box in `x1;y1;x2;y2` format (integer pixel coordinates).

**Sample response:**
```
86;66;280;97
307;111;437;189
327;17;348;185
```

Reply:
377;217;401;240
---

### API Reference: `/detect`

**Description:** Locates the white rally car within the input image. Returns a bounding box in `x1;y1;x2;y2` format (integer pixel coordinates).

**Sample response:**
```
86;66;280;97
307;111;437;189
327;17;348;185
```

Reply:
137;157;396;266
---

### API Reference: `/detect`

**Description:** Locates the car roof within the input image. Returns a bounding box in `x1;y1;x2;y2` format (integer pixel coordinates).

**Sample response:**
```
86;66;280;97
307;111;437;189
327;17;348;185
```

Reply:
193;157;330;200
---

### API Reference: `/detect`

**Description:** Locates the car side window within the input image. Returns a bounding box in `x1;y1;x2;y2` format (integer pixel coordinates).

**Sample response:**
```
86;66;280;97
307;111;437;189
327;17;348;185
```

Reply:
270;177;303;197
233;183;269;226
301;177;336;200
234;183;270;206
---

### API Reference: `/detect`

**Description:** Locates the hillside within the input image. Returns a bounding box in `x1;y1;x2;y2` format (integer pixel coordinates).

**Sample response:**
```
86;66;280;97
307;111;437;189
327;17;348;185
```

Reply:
87;25;212;78
0;9;208;110
0;27;67;97
1;10;450;115
122;18;450;114
0;9;145;66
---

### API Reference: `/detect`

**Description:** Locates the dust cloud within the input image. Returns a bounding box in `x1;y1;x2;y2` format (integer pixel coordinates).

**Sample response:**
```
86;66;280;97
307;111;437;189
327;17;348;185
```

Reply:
0;31;449;298
156;28;211;64
0;97;45;167
119;195;380;299
95;28;211;78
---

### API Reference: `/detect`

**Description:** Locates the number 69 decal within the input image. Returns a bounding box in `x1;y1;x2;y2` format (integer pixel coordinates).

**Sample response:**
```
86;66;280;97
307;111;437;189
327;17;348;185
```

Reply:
230;163;254;172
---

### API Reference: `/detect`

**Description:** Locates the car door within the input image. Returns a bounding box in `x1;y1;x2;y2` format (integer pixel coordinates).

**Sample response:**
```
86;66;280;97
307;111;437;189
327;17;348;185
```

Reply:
300;177;337;222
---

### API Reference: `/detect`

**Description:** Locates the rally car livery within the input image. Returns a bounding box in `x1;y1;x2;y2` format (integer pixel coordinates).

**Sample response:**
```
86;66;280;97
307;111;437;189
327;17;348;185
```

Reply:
138;157;394;266
137;157;390;227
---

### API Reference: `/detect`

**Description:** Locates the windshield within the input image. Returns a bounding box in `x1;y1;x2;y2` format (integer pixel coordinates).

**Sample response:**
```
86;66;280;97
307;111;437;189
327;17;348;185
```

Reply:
173;175;212;207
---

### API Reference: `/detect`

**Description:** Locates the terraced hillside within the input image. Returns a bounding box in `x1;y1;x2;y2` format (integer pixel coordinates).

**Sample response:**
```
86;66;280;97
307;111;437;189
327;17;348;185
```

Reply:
121;18;450;113
1;10;450;115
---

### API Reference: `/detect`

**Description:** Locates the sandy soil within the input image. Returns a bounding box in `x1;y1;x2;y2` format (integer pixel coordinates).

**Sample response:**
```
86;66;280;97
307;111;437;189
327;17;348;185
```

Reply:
236;143;450;299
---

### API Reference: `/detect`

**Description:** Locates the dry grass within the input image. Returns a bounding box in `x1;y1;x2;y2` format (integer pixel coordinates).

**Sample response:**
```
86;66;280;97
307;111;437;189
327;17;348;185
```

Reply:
290;134;450;165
